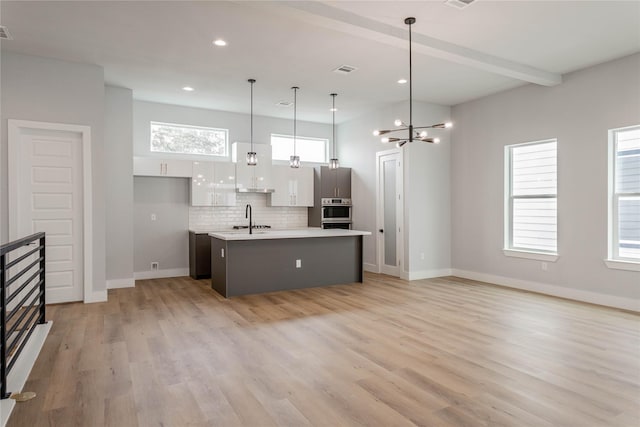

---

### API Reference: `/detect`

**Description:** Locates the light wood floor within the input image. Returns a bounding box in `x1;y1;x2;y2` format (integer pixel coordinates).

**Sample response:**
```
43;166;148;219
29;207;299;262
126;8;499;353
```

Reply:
7;273;640;426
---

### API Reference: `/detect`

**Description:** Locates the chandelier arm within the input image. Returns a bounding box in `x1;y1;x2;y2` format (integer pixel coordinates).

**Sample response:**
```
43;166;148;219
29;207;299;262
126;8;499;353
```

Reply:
384;127;411;134
412;124;443;130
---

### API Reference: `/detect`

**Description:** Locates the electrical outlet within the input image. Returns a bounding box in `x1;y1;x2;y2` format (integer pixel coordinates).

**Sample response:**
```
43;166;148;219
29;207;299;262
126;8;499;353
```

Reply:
296;259;302;268
151;213;157;221
541;262;548;271
420;252;425;260
151;262;159;270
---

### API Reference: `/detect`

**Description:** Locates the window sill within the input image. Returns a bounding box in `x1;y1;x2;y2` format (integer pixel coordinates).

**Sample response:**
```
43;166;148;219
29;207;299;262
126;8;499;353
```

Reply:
604;259;640;272
503;249;559;262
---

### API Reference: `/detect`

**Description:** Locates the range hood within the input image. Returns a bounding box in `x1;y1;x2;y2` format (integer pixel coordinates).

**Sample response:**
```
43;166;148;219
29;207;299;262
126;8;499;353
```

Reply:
236;187;274;193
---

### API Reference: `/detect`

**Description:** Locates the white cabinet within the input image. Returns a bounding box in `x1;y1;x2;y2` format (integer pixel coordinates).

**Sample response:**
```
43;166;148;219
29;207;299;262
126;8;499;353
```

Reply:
231;142;272;191
133;157;192;178
191;161;236;206
270;165;314;207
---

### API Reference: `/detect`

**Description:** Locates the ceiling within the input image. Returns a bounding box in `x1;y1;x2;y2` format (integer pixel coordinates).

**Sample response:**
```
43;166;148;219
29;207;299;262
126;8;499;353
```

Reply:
1;1;639;124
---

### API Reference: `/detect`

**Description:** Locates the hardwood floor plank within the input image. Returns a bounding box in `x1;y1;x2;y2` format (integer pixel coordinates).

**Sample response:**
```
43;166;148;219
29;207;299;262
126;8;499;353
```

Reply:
6;273;639;427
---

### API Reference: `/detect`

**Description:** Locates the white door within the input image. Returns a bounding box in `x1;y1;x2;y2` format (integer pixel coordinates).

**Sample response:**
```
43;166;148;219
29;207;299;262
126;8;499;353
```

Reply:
376;150;403;276
9;121;90;303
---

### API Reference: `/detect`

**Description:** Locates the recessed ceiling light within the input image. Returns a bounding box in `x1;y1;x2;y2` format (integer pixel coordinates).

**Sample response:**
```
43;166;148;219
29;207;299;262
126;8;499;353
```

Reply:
213;39;227;47
182;86;194;91
397;79;407;84
330;108;338;112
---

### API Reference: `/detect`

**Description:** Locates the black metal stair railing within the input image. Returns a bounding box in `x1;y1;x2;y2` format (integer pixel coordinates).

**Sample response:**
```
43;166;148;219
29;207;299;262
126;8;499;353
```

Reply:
0;232;46;399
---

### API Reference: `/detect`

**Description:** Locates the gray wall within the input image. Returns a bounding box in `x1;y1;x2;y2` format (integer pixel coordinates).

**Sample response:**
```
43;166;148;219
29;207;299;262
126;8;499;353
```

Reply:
105;86;134;281
338;100;452;276
134;177;189;273
0;51;107;294
451;53;640;300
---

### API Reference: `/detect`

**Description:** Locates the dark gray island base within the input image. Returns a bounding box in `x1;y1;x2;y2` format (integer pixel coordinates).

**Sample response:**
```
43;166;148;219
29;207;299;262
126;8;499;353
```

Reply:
209;229;369;298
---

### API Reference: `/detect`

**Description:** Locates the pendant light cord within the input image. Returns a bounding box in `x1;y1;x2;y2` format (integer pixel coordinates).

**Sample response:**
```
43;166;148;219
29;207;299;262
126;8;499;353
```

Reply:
408;19;413;140
248;78;255;152
293;87;298;157
332;94;336;158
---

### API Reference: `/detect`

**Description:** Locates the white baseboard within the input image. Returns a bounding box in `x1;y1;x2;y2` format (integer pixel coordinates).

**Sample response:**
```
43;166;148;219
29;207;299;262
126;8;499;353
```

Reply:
134;268;189;280
106;277;135;289
451;269;640;312
402;268;452;281
363;263;378;273
84;290;108;303
1;321;52;427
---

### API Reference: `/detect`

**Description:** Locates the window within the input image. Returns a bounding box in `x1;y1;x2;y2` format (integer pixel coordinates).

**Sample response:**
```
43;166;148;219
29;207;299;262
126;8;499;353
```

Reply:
610;125;640;263
505;139;558;256
271;134;328;163
150;122;228;156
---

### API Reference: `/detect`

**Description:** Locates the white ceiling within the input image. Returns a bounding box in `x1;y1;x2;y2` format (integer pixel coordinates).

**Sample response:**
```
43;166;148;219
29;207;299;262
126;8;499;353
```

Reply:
1;1;639;124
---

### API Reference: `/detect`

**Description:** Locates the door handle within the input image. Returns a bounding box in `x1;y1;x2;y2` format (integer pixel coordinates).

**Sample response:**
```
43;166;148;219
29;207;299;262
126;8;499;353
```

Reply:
379;229;384;233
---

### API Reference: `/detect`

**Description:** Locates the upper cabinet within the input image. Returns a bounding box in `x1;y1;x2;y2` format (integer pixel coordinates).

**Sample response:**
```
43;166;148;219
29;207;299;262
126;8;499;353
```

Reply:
320;166;351;198
232;142;273;191
270;166;314;207
191;161;236;207
133;157;192;178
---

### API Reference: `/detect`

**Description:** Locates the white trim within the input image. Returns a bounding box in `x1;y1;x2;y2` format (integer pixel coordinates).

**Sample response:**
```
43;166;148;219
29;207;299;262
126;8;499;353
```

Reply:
363;263;377;273
403;269;453;281
604;259;640;272
84;290;108;303
134;268;190;280
0;321;52;427
608;124;640;262
8;120;94;304
452;269;640;312
503;249;559;262
106;278;136;289
504;139;558;255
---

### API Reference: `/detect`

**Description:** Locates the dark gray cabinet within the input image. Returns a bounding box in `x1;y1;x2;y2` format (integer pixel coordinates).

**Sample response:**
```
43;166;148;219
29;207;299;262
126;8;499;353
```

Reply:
320;166;351;198
189;231;211;279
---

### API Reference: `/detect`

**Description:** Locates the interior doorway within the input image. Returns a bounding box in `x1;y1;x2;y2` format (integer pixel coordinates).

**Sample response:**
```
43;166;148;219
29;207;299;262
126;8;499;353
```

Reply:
8;120;93;303
376;149;403;276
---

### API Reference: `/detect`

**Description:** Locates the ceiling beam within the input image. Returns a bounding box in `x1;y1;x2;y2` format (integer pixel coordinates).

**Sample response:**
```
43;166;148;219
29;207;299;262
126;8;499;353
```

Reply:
272;1;562;87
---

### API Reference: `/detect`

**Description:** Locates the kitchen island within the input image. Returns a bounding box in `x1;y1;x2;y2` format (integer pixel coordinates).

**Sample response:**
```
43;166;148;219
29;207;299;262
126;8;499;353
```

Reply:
209;228;371;297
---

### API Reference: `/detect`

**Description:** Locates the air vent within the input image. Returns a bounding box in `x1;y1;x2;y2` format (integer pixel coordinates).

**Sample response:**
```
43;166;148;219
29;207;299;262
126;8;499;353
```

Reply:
333;64;358;74
275;100;293;107
445;0;476;9
0;26;13;40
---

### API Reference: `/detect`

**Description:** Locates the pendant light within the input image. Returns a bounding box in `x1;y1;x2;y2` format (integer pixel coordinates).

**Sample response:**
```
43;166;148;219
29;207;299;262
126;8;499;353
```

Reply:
372;17;452;147
246;78;258;166
329;93;339;170
289;86;301;168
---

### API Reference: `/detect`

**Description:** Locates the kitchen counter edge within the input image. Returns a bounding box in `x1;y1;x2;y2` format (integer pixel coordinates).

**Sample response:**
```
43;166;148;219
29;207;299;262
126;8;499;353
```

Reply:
209;229;371;241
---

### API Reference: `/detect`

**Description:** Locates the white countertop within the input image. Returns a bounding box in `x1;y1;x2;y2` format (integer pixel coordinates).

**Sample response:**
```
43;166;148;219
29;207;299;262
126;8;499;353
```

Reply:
209;228;371;241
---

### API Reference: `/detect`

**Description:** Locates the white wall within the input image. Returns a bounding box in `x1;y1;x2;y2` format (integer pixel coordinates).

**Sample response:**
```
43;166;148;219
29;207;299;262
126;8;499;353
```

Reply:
451;53;640;306
104;86;134;285
339;100;452;277
133;100;331;161
0;51;107;297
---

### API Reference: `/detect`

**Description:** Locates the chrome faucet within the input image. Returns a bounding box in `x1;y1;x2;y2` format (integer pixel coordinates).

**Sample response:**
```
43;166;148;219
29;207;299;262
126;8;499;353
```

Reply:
245;204;253;234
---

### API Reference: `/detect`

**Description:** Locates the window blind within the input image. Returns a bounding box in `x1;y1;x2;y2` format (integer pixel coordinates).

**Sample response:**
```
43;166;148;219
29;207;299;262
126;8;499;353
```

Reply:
509;140;557;253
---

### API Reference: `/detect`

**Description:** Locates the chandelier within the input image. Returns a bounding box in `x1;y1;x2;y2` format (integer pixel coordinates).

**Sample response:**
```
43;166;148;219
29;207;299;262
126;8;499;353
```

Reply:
373;17;452;147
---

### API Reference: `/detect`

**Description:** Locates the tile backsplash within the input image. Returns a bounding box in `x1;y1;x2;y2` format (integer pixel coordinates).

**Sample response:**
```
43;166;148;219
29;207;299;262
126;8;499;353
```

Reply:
189;193;308;231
